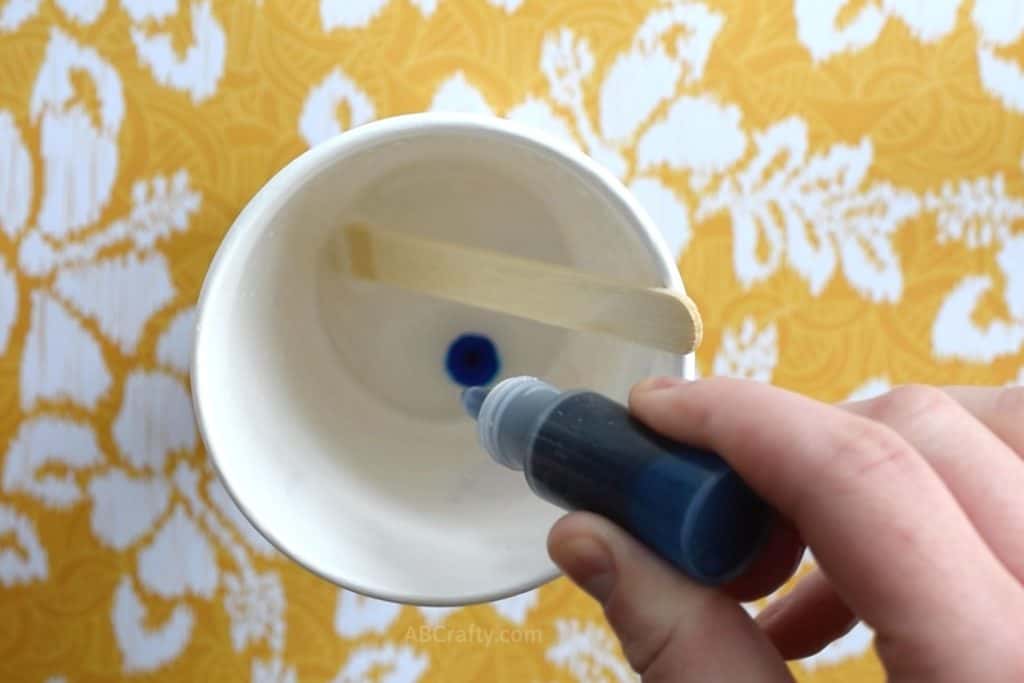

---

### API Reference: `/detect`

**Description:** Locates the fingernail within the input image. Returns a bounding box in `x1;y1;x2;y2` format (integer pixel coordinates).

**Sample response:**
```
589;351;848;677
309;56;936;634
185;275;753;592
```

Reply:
556;537;616;603
634;376;689;394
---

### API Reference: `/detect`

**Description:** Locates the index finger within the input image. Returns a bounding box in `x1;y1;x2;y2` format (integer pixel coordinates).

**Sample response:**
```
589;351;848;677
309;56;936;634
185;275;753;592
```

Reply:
629;377;1021;667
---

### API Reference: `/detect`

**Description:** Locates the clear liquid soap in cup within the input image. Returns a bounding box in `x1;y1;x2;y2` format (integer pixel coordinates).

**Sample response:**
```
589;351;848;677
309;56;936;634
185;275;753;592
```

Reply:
194;114;734;606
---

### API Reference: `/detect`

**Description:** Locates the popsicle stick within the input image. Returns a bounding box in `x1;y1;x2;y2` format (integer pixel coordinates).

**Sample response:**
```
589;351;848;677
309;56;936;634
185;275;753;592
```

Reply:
341;223;702;355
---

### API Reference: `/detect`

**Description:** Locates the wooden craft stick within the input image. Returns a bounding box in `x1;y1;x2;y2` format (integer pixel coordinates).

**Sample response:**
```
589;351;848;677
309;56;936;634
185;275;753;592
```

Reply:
341;223;702;355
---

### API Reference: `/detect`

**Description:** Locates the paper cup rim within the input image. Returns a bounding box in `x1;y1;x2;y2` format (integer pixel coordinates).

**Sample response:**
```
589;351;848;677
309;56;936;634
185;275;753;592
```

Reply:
192;112;694;605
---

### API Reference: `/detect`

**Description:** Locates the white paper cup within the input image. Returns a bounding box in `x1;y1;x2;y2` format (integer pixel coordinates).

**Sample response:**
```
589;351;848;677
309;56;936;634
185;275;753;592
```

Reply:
193;114;696;605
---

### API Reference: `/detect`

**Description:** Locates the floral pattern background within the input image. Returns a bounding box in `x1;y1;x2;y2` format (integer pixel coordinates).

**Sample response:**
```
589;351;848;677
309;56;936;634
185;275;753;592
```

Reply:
1;0;1022;681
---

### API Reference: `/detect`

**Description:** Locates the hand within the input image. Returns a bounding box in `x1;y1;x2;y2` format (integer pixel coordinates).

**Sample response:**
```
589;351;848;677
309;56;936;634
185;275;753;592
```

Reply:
547;377;1024;681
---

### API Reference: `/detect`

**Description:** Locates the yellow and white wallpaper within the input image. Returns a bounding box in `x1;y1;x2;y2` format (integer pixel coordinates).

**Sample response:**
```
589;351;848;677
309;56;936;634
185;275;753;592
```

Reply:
1;0;1022;681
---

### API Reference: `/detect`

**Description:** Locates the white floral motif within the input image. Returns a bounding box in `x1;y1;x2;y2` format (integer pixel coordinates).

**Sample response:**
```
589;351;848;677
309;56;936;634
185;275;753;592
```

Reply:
637;95;746;178
794;0;886;62
332;587;536;643
113;371;196;470
320;0;385;28
424;3;730;259
801;622;875;671
547;619;638;683
319;0;428;30
0;255;16;355
794;0;1024;113
225;570;286;652
542;28;595;115
0;503;48;586
794;0;962;62
930;158;1024;362
332;644;429;683
845;377;892;402
628;177;693;259
328;587;538;678
712;317;779;382
0;0;40;31
973;0;1024;113
488;0;523;11
299;68;376;148
113;575;195;672
119;0;175;22
698;117;920;301
136;502;218;599
601;3;723;147
925;174;1024;248
55;253;175;353
318;0;523;30
0;28;140;591
126;0;226;103
427;70;576;147
491;589;538;625
430;71;493;115
96;372;291;675
422;5;922;294
417;605;458;626
55;0;105;24
932;236;1024;362
99;384;230;669
4;417;102;508
32;27;123;240
156;307;197;373
20;172;200;277
89;469;170;550
334;591;403;638
20;291;111;410
0;111;31;238
0;28;291;680
253;657;298;683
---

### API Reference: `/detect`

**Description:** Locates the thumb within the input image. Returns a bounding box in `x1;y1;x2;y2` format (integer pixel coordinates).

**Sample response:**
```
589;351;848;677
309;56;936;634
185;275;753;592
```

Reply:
548;512;793;682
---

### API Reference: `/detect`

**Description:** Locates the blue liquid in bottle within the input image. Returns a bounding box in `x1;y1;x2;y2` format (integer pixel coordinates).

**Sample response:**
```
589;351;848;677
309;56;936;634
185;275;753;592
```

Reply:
463;377;773;585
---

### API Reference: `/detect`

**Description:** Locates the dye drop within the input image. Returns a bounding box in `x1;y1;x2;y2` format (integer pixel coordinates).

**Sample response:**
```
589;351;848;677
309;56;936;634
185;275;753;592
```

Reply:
446;333;500;387
463;377;773;585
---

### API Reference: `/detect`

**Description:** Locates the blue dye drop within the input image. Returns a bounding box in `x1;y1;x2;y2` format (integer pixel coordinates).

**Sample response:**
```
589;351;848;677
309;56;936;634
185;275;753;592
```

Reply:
445;334;500;387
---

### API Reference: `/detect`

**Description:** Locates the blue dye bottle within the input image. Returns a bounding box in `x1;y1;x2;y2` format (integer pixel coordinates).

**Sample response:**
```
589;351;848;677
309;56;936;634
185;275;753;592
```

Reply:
462;376;773;586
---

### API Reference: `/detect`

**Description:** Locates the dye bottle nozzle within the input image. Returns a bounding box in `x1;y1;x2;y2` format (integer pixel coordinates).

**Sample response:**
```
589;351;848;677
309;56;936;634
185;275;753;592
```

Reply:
462;377;773;586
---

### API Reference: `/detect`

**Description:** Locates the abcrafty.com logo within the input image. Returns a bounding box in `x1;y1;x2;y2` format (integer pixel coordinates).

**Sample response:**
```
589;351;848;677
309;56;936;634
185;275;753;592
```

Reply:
404;623;544;646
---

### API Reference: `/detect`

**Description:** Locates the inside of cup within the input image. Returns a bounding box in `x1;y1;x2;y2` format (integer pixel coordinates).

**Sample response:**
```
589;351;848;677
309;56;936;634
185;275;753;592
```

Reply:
196;119;688;604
